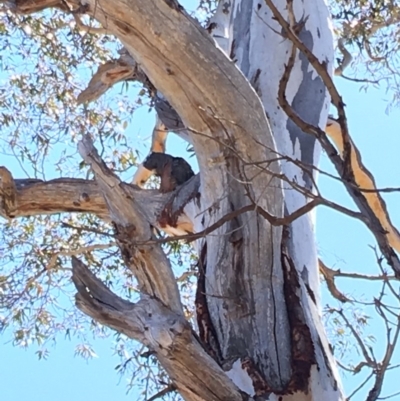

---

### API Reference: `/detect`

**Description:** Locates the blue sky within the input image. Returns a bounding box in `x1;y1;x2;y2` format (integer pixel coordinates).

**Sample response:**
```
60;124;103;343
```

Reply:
317;80;400;400
2;4;400;401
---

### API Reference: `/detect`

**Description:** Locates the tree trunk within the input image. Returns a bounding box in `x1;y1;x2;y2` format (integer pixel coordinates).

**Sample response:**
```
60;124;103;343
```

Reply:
2;0;345;400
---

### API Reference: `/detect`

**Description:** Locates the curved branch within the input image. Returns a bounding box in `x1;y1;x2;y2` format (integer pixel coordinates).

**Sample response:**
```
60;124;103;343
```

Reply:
319;260;352;303
334;38;352;76
72;256;245;401
326;118;400;257
77;135;183;313
80;0;280;195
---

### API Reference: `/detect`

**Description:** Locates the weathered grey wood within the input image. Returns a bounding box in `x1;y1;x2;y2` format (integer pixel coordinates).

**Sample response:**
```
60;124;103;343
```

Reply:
72;257;246;401
77;135;183;313
0;165;202;234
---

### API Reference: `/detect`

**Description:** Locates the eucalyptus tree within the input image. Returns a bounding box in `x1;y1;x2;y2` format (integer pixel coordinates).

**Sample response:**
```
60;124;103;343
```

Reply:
1;1;400;401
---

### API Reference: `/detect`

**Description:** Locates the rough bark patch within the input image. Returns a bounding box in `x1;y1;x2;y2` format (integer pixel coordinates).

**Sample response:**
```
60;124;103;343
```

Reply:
195;243;223;363
282;229;315;394
158;175;200;229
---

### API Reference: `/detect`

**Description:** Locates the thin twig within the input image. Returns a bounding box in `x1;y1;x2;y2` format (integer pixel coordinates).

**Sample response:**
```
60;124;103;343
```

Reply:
133;199;321;246
265;0;400;277
146;384;176;401
347;371;374;401
46;243;116;271
335;309;375;367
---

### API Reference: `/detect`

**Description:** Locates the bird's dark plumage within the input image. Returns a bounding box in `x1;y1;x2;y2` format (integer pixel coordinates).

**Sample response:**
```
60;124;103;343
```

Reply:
143;152;194;192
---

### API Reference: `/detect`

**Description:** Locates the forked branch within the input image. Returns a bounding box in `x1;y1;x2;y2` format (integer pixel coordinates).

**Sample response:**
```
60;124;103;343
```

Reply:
266;0;400;277
72;256;245;401
77;135;183;313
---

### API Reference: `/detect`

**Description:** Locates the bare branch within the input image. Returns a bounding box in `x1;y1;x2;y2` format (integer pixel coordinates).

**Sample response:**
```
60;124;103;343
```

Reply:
319;260;352;303
72;257;244;401
77;49;139;104
320;261;397;282
347;372;374;400
0;165;203;238
134;198;321;246
366;316;400;401
0;169;108;219
265;0;400;277
378;390;400;400
46;242;116;271
73;14;108;35
334;38;353;76
77;135;183;313
146;384;176;401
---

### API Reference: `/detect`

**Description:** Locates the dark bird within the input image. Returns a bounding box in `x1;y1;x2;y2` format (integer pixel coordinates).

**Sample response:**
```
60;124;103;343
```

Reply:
142;152;194;193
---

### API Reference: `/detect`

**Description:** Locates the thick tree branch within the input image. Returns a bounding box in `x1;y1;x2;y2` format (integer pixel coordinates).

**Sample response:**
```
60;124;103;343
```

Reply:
78;0;281;198
69;1;291;390
0;165;202;235
71;257;245;401
2;0;350;397
0;169;108;219
77;135;183;313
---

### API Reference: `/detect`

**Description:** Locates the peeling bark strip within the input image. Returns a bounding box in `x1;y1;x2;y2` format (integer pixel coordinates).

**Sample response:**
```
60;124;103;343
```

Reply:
282;251;315;393
326;118;400;255
195;243;223;363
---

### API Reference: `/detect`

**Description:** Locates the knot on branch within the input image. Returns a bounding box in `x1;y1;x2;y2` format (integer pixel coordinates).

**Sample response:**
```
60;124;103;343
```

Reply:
77;56;135;104
0;166;17;218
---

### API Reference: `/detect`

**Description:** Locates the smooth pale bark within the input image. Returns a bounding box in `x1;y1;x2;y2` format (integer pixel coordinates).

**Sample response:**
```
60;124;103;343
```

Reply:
204;2;343;399
2;0;346;400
